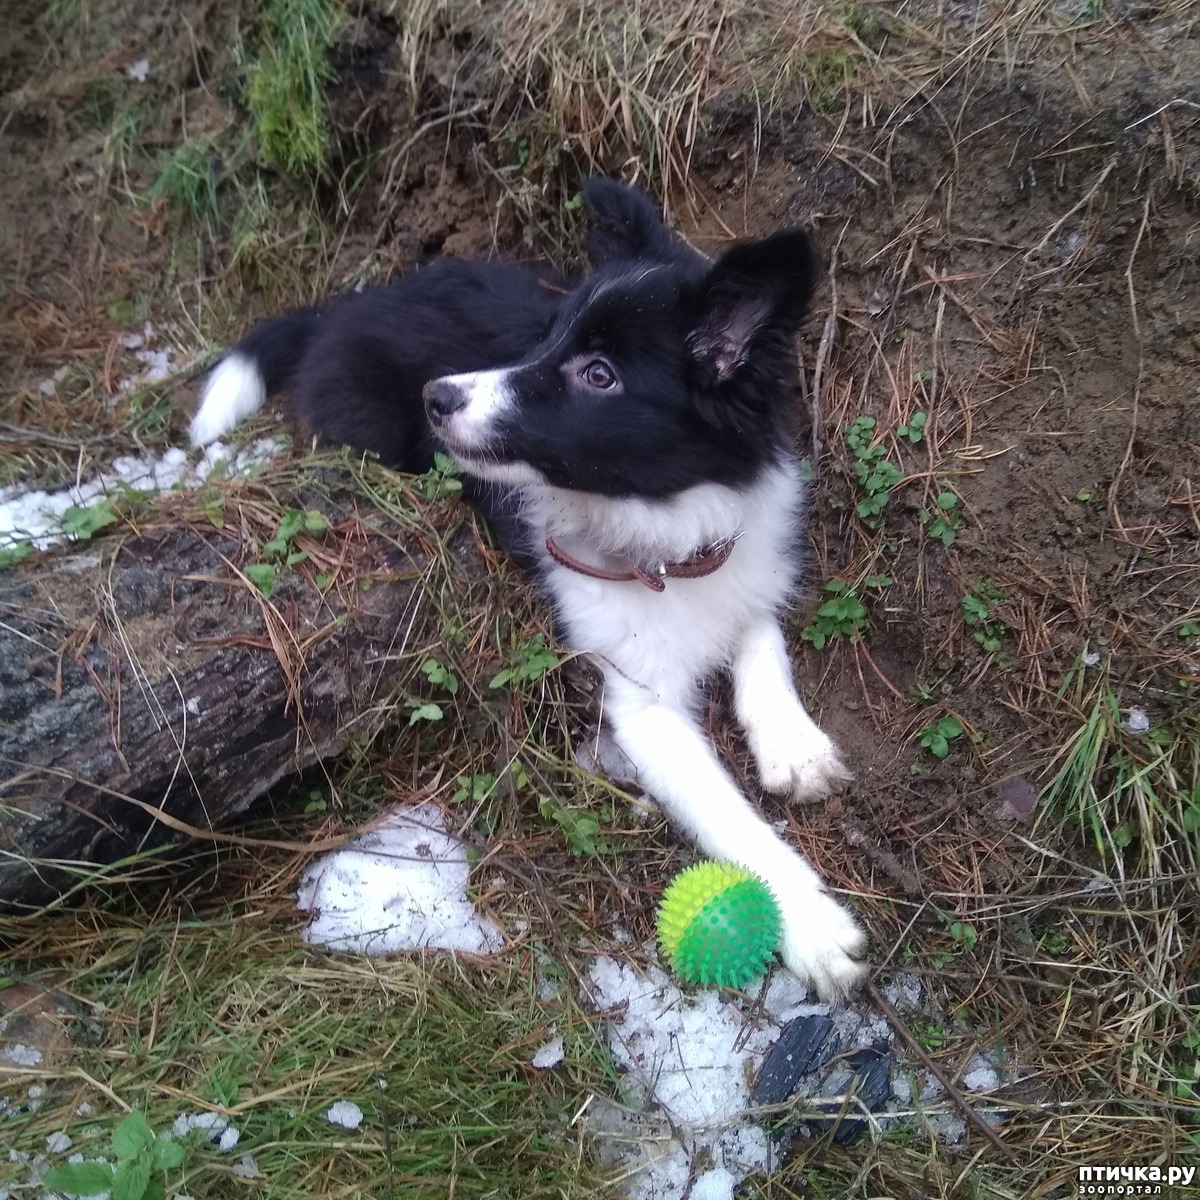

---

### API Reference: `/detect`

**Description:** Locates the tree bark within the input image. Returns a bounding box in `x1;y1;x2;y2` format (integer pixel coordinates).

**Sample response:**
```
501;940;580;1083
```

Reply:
0;480;466;909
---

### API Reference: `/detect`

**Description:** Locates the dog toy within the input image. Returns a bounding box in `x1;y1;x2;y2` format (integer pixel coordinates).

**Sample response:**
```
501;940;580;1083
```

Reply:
656;861;781;989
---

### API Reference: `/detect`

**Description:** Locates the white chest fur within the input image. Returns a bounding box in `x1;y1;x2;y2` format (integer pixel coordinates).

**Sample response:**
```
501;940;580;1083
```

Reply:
525;459;806;711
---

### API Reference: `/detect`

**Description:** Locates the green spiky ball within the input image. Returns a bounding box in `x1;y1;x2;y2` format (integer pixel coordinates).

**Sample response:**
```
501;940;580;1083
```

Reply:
656;861;781;989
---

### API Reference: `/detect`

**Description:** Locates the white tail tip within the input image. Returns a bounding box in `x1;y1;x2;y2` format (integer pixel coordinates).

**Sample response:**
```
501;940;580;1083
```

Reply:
189;353;267;447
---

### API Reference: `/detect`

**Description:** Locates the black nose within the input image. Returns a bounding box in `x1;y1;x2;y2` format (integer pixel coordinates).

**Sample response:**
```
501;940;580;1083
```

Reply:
423;379;467;424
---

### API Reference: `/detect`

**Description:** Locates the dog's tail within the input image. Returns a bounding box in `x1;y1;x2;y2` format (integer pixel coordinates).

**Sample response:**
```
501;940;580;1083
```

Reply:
189;308;321;446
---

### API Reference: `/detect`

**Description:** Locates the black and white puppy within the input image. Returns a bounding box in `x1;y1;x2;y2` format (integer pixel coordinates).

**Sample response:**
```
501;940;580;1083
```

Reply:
189;179;866;999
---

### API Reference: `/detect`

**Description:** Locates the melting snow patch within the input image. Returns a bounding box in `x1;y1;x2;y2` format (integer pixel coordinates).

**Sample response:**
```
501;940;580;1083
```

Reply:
588;960;1004;1199
297;802;503;956
326;1101;364;1130
1124;707;1150;734
961;1056;1000;1093
587;957;782;1200
113;324;191;392
1;1044;43;1067
531;1036;565;1070
231;1155;260;1178
0;437;279;551
170;1111;241;1150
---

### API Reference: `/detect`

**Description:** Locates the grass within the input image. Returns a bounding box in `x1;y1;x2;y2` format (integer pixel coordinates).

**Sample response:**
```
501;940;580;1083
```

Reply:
248;0;344;178
0;872;612;1199
1041;654;1199;879
5;0;1200;1194
380;0;893;202
0;449;641;1195
150;140;220;222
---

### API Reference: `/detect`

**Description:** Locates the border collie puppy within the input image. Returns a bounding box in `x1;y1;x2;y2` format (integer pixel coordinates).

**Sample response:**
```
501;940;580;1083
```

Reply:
190;179;866;999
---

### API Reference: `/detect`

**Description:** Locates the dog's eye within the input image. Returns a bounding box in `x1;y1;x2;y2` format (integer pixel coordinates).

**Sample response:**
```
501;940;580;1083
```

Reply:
582;360;617;390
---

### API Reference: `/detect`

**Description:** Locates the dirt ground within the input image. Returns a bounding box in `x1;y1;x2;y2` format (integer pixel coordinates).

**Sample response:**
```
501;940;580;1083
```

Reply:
2;0;1198;1190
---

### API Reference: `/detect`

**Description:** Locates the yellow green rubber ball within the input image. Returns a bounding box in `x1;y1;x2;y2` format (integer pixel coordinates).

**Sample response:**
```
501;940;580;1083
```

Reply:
656;861;782;989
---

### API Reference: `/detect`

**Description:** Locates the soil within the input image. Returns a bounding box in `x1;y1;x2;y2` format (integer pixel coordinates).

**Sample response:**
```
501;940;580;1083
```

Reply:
1;0;1198;1156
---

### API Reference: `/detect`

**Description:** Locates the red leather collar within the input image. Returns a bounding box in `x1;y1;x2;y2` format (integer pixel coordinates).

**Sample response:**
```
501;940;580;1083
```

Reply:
543;534;739;592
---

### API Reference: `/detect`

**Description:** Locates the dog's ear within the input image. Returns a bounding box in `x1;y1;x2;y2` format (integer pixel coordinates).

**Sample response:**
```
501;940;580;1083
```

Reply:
688;230;818;382
584;178;680;266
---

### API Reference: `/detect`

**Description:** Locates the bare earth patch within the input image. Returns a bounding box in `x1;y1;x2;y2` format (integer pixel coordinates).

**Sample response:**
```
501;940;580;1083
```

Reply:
1;0;1197;1196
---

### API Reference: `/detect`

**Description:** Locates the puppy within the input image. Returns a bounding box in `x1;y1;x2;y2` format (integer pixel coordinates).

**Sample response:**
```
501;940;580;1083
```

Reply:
190;179;866;999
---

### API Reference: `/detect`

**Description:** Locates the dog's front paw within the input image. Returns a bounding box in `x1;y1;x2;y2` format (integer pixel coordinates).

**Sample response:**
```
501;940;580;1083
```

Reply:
752;717;853;802
777;888;867;1002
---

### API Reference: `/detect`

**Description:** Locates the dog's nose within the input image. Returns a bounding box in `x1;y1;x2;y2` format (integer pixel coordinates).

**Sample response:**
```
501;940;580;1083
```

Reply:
423;379;467;424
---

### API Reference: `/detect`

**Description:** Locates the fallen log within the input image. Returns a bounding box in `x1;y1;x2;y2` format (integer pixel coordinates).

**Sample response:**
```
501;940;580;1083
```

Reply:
0;458;485;909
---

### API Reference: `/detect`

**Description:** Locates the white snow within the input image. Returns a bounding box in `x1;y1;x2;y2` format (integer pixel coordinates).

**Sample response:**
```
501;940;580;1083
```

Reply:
45;1133;72;1154
231;1155;260;1178
531;1036;565;1070
116;323;190;391
169;1111;242;1151
297;802;503;956
961;1055;1000;1093
1125;707;1151;733
586;960;992;1199
0;438;279;551
6;324;279;553
326;1101;364;1130
172;1112;228;1139
126;58;150;82
0;1044;42;1067
587;957;790;1200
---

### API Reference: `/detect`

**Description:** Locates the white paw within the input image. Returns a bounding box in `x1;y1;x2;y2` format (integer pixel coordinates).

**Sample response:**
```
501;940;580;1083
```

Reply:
777;887;867;1002
751;716;853;802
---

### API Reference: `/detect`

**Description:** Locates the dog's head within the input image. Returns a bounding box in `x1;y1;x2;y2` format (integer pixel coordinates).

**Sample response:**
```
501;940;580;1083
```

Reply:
423;180;818;498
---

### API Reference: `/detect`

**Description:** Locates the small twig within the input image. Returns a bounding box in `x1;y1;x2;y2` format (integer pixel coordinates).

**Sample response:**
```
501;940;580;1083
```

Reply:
839;816;922;898
866;979;1020;1162
810;222;849;462
1107;191;1151;532
0;422;125;449
1028;156;1117;257
0;758;358;853
1123;98;1200;130
855;638;907;702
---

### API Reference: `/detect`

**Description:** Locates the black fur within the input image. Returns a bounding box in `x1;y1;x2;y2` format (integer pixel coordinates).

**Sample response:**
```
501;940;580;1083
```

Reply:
284;261;565;473
204;179;817;523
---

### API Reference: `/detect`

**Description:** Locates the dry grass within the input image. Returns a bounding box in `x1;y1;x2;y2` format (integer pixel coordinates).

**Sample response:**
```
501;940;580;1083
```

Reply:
0;853;613;1199
3;0;1200;1195
787;16;1200;1178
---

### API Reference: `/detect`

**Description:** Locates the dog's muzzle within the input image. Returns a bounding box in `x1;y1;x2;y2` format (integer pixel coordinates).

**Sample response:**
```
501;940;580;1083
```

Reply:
423;379;468;426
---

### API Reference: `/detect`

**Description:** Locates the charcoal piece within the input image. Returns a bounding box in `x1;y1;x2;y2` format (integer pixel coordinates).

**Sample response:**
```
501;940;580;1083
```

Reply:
810;1047;894;1145
752;1014;836;1105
